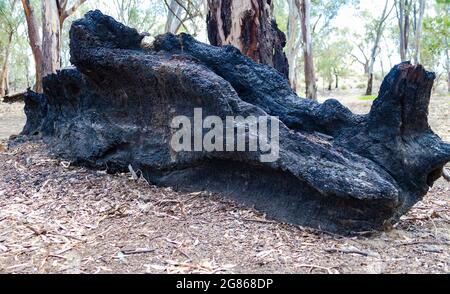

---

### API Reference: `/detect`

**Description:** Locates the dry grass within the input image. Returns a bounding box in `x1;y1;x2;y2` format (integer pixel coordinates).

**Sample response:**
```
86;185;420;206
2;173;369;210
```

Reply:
0;93;449;274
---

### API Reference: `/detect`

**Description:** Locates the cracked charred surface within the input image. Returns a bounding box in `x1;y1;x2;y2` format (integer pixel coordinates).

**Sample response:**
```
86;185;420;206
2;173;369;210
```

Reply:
20;10;450;234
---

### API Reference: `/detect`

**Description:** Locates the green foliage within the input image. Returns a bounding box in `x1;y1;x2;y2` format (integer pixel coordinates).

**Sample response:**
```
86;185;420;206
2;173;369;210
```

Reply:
273;0;289;33
0;0;25;93
0;0;445;95
316;36;352;86
311;0;359;36
114;0;167;32
358;95;377;101
0;0;23;35
420;2;449;71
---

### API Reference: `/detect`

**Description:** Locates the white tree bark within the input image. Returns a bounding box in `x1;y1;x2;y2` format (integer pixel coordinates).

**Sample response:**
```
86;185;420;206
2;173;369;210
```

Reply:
0;31;13;97
396;0;411;62
42;0;61;77
296;0;317;100
413;0;425;64
286;0;301;92
366;0;392;96
22;0;87;92
164;0;183;33
22;0;44;92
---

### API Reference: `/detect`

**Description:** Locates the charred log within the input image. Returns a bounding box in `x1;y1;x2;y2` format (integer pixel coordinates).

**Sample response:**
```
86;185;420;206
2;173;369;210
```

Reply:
443;168;450;182
20;11;450;234
2;91;26;103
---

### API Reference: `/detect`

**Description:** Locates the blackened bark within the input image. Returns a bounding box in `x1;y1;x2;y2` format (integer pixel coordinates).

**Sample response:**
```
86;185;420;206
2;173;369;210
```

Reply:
20;11;450;234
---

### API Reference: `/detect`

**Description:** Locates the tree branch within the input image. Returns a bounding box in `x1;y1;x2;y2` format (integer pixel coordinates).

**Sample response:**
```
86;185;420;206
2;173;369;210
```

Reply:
350;53;367;66
61;0;87;23
312;14;322;34
163;0;189;33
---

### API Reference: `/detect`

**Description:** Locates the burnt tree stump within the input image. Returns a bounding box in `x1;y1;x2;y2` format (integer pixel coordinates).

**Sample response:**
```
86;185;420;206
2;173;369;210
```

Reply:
20;11;450;234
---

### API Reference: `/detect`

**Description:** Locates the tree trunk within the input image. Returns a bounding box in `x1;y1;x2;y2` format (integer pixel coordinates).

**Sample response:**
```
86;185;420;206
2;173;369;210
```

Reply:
25;56;30;88
286;0;301;91
22;0;87;92
164;0;183;33
335;74;339;89
364;62;369;75
0;31;14;97
296;0;317;100
404;3;410;57
448;68;450;93
396;0;411;62
413;0;425;64
21;0;44;93
206;0;289;79
366;73;373;96
42;0;61;78
446;40;450;93
366;0;390;95
4;66;10;95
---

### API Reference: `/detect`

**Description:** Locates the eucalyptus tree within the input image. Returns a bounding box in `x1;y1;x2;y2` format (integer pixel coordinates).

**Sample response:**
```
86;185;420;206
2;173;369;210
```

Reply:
0;0;22;96
206;0;289;79
21;0;88;92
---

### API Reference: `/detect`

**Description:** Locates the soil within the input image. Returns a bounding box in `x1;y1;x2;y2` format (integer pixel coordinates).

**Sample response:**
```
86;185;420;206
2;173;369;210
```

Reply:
0;93;448;274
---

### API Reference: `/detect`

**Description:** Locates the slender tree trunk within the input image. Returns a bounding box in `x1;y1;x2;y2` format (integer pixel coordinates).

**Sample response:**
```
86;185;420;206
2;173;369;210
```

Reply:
114;0;128;24
207;0;289;79
366;0;390;95
404;2;410;57
413;0;425;64
446;39;450;93
397;0;405;61
0;62;10;98
286;0;300;91
25;56;30;88
42;0;61;78
0;31;14;97
335;74;339;89
21;0;44;92
366;74;374;96
4;66;9;95
296;0;317;100
164;0;183;33
448;66;450;93
364;62;369;75
396;0;411;61
22;0;87;91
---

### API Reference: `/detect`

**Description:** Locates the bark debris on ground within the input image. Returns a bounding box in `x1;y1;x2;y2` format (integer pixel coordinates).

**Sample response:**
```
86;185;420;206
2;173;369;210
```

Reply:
0;94;448;274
